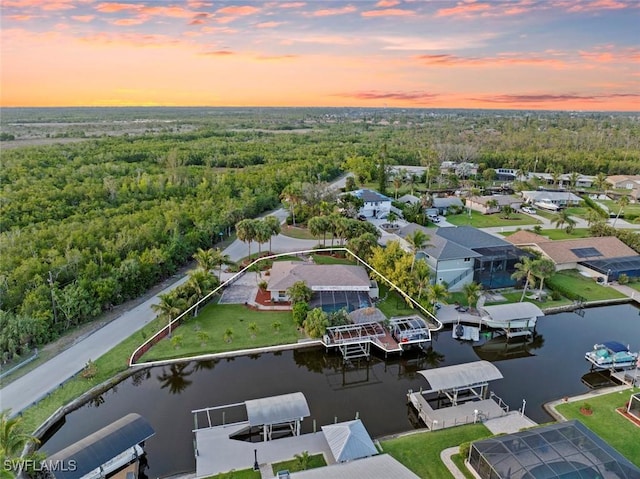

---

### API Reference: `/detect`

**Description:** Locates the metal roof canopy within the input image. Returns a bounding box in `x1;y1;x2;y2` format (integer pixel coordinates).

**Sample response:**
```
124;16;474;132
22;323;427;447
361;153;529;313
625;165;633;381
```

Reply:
245;392;310;427
480;302;544;322
417;361;503;393
46;413;154;479
321;419;378;463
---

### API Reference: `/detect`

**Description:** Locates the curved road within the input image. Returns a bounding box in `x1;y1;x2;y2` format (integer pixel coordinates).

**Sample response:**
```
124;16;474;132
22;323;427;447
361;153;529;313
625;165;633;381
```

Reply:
0;175;350;416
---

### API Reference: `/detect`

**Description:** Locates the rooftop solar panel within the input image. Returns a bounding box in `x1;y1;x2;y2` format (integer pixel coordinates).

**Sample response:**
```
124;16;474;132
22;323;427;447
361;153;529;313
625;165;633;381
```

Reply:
571;247;602;258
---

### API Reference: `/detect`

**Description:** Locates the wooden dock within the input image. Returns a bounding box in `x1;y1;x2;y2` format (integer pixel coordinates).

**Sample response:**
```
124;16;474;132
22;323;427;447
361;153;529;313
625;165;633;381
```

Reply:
407;393;507;430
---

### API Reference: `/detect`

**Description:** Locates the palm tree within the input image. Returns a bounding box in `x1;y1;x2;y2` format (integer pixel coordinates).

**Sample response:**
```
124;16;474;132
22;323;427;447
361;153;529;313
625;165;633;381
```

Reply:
210;248;234;280
193;247;216;273
585;209;605;227
533;258;555;297
511;257;536;302
405;229;430;271
426;283;449;309
552;210;572;230
593;172;607;192
333;216;351;246
393;175;403;199
387;210;399;226
254;220;272;255
281;182;302;226
264;215;281;253
236;218;258;260
612;195;629;227
186;269;216;316
462;282;482;312
294;451;311;470
569;171;580;191
486;198;499;214
413;259;431;300
151;292;186;336
1;410;40;474
308;216;330;246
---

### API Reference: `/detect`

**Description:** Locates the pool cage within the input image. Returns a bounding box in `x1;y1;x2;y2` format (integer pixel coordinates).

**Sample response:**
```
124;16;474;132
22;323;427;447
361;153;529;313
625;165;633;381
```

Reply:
468;420;640;479
628;392;640;421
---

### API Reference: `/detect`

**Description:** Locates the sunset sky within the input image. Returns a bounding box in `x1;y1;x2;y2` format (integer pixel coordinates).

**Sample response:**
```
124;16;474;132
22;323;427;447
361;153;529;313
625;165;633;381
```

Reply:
1;0;639;110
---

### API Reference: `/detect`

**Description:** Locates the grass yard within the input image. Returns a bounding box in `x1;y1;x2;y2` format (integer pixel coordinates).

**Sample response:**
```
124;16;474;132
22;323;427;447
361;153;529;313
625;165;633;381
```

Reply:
600;199;640;218
19;318;164;433
271;453;327;474
451;454;476;479
280;225;334;242
311;253;354;265
376;283;420;318
538;228;592;240
499;291;573;309
555;387;640;466
203;469;261;479
446;210;539;228
564;206;591;218
141;303;303;362
381;424;491;478
546;270;627;302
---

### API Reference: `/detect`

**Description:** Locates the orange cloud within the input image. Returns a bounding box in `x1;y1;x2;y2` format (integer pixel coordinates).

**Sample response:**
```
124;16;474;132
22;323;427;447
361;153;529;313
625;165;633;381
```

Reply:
216;5;260;16
112;17;147;26
416;53;568;68
579;47;640;63
310;5;357;17
362;8;415;17
472;92;640;104
95;2;139;13
254;54;298;61
200;50;235;56
559;0;632;12
256;21;283;28
376;0;400;6
71;15;95;22
336;90;439;103
436;1;492;17
78;32;184;48
7;14;34;21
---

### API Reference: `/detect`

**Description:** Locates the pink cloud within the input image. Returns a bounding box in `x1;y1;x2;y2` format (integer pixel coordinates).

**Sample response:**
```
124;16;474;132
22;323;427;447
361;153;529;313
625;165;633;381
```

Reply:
362;8;415;17
376;0;400;6
216;5;260;16
336;90;439;103
310;5;357;16
436;1;493;17
278;2;306;7
557;0;633;12
71;15;95;22
256;21;283;28
3;0;76;10
416;53;568;68
200;50;235;56
472;92;640;104
79;32;183;48
95;2;139;13
112;17;147;26
254;54;298;61
7;14;35;21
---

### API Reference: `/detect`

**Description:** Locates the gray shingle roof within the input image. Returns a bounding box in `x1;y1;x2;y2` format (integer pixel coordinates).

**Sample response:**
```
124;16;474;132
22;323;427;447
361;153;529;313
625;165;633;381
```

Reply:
435;226;511;249
433;197;464;208
353;189;391;203
267;262;371;292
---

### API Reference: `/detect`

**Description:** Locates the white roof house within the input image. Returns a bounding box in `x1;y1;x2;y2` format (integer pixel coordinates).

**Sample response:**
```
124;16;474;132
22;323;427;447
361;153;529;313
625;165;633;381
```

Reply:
321;420;378;463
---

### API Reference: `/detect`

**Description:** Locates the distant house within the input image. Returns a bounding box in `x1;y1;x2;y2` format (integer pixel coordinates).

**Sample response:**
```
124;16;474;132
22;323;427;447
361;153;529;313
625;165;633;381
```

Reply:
352;189;392;219
495;168;518;181
440;161;478;177
606;175;640;199
467;195;522;214
432;196;464;215
506;231;640;282
528;173;595;188
521;190;582;208
397;225;531;291
397;193;420;205
266;261;378;305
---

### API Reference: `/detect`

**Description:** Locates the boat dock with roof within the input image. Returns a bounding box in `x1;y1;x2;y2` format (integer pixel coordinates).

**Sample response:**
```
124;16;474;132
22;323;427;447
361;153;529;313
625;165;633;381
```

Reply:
407;361;512;430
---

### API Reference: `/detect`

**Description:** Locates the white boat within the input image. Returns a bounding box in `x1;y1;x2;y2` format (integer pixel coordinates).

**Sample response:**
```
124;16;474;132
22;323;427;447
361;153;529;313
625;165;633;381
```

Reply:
585;341;639;370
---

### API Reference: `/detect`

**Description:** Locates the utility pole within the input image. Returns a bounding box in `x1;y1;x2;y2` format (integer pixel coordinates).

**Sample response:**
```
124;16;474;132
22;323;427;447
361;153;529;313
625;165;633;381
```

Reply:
48;270;58;325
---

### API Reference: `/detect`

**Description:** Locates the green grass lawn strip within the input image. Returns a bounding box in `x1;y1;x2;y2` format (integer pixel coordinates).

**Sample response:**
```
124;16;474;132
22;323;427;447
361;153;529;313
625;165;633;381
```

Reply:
271;453;327;474
141;303;303;362
555;387;640;466
446;210;539;228
203;469;261;479
547;270;626;301
311;253;354;265
538;228;592;240
381;424;491;478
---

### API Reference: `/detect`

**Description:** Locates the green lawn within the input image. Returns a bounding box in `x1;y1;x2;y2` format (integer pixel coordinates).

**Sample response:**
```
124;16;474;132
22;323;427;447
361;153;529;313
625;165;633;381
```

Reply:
203;469;261;479
376;283;420;318
451;454;476;479
555;387;640;467
538;228;592;240
140;303;303;362
627;282;640;292
564;206;590;218
280;225;334;241
446;210;539;228
547;270;627;301
499;291;573;309
271;454;326;475
311;253;354;265
381;424;491;478
600;199;640;218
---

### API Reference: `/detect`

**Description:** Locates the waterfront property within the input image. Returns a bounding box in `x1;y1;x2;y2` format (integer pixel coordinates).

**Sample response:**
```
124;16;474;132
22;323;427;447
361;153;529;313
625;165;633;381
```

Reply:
46;413;154;479
407;361;513;431
266;261;377;306
397;224;533;291
477;301;544;337
468;420;640;479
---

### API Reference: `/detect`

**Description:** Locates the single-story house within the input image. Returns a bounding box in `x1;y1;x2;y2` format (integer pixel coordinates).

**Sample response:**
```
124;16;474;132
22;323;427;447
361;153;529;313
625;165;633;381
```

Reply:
397;193;420;205
432;196;464;215
506;231;639;281
397;225;532;291
528;173;595;188
467;195;522;214
520;190;582;208
352;189;392;219
440;161;478;177
606;175;640;199
266;261;378;306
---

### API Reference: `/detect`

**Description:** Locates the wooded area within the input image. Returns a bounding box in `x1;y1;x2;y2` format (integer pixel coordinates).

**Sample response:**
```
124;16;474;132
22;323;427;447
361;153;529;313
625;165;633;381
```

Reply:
1;107;639;360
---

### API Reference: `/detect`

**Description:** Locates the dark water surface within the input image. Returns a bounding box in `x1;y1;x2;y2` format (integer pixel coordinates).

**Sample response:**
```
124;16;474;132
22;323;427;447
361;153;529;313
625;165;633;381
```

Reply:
41;304;640;477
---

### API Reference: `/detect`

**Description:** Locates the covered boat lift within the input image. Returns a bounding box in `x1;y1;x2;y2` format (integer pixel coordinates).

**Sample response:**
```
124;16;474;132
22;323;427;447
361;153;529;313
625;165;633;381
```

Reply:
407;361;509;430
479;302;543;337
45;413;154;479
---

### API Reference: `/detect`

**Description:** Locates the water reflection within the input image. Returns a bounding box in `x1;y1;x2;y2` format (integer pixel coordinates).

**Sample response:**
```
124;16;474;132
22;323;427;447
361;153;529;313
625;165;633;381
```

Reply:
474;333;545;362
157;363;193;394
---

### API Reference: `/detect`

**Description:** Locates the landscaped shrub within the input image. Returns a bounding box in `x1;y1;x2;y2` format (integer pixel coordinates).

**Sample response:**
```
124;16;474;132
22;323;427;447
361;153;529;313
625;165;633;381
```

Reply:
292;302;309;327
459;441;471;460
618;273;629;284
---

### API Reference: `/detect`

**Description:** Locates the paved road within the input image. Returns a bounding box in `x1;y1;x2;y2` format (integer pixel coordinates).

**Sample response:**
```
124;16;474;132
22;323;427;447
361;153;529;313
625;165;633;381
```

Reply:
0;175;350;416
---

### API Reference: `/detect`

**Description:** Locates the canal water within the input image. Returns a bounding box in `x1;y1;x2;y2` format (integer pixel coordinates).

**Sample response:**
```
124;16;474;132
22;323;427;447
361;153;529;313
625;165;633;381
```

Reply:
41;304;640;477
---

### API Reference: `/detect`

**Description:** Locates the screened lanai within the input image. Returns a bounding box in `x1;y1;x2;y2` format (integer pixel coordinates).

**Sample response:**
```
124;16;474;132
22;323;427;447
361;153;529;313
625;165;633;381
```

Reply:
468;420;640;479
579;255;640;281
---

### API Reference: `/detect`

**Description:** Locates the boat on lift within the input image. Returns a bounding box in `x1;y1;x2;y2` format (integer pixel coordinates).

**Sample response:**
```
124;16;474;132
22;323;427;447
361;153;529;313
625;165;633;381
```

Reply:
585;341;638;370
